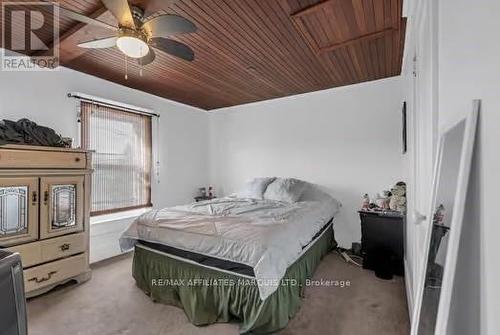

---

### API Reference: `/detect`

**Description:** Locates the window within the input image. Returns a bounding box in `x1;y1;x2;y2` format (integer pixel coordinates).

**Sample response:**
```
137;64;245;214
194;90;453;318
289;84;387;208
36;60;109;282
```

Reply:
81;101;152;216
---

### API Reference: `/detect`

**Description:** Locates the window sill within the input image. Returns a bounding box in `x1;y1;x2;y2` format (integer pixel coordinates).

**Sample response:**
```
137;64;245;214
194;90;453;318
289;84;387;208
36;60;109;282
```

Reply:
89;207;152;264
90;207;152;225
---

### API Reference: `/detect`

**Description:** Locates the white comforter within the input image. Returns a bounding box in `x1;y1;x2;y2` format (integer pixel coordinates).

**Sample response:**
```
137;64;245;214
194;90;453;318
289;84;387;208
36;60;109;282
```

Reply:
120;196;340;300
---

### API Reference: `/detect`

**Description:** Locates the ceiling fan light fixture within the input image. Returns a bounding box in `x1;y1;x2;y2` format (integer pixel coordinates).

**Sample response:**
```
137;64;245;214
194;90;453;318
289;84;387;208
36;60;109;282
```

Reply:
116;28;149;58
117;36;149;58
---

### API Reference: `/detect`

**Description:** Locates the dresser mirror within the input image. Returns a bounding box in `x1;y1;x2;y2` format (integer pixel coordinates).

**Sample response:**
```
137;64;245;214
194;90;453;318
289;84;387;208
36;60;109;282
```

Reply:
0;186;28;235
51;184;77;228
412;101;479;334
40;176;84;239
0;178;38;246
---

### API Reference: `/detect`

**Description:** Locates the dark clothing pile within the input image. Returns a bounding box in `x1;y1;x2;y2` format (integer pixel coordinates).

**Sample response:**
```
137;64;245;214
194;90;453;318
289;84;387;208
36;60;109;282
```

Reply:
0;118;65;147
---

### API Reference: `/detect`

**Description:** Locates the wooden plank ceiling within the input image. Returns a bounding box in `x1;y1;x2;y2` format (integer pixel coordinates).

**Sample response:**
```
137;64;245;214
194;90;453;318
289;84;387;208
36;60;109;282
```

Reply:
0;0;406;110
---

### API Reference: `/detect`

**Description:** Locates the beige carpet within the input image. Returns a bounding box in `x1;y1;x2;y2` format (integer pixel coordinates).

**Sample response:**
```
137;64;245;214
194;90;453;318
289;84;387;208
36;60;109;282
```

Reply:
27;252;410;335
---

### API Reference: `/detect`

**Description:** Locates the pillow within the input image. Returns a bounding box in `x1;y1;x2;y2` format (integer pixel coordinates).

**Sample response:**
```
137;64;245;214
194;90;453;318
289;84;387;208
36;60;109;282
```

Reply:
263;178;307;203
236;177;276;199
299;182;342;215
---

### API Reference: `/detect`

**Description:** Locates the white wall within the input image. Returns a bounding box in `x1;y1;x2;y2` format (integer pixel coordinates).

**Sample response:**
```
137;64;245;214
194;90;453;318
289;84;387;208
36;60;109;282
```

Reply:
438;1;500;334
0;65;210;262
209;77;405;247
0;66;209;208
403;0;500;333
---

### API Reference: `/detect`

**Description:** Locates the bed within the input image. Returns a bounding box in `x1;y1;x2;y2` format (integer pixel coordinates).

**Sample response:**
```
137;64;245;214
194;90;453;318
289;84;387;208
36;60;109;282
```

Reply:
120;179;341;334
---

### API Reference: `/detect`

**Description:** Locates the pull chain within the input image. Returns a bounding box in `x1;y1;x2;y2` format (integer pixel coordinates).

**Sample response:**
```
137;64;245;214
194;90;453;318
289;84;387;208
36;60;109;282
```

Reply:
139;45;144;77
124;54;128;80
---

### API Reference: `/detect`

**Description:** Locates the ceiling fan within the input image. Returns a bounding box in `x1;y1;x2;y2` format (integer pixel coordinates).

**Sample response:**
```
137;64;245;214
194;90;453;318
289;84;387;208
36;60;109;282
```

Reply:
55;0;197;68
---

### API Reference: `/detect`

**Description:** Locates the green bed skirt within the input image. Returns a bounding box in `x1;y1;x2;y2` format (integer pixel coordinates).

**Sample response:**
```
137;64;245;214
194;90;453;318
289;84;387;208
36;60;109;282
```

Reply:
132;224;336;334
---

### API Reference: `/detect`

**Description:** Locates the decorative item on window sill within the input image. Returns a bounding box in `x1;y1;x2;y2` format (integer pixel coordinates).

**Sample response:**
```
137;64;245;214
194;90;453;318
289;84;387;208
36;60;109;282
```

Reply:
360;181;407;214
0;118;67;147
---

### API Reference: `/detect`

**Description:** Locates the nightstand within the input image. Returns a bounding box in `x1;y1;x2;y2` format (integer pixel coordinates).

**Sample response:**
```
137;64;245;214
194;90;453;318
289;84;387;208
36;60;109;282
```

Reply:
359;210;405;278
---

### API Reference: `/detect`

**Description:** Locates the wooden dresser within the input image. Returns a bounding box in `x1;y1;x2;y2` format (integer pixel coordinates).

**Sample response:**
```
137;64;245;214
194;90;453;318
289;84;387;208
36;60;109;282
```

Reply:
0;145;92;297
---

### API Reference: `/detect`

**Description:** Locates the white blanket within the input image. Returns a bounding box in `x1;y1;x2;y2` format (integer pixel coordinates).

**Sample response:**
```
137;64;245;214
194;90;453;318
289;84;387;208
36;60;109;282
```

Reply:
120;196;340;300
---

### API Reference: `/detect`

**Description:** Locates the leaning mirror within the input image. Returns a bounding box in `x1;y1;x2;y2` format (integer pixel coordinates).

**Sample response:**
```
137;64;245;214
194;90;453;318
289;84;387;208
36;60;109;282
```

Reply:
412;100;479;334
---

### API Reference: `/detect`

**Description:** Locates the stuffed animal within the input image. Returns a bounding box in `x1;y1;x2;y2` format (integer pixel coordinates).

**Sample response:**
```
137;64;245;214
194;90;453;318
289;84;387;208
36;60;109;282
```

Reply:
361;194;370;210
389;182;407;212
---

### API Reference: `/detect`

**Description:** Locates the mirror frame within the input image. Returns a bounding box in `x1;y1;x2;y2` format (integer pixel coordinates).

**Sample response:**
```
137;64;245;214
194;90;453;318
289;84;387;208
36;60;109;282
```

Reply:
411;100;479;334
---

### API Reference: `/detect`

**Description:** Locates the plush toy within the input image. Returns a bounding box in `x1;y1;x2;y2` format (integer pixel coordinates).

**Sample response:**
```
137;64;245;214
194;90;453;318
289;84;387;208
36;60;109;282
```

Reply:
389;182;407;212
374;193;385;208
361;194;370;210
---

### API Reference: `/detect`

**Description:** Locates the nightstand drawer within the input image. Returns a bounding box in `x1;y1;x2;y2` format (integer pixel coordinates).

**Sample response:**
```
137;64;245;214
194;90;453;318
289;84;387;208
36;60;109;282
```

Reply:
8;233;85;267
24;253;87;292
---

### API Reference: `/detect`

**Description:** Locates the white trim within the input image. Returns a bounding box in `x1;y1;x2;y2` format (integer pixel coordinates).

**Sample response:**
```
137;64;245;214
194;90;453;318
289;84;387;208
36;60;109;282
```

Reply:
405;259;414;320
90;215;138;263
402;0;427;72
402;1;440;326
411;111;446;334
411;101;479;334
90;207;151;225
435;101;479;334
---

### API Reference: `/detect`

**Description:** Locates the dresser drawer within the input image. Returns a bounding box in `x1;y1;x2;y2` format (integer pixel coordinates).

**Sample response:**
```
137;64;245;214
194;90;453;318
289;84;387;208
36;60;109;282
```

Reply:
40;233;86;262
7;242;42;268
8;233;86;267
0;148;86;169
24;253;87;292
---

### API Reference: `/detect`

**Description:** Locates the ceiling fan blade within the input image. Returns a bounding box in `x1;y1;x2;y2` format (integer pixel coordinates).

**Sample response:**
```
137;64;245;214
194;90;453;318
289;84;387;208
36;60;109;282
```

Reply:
142;0;177;18
152;38;194;61
101;0;135;28
78;37;118;49
56;4;117;31
142;15;197;38
137;47;156;66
